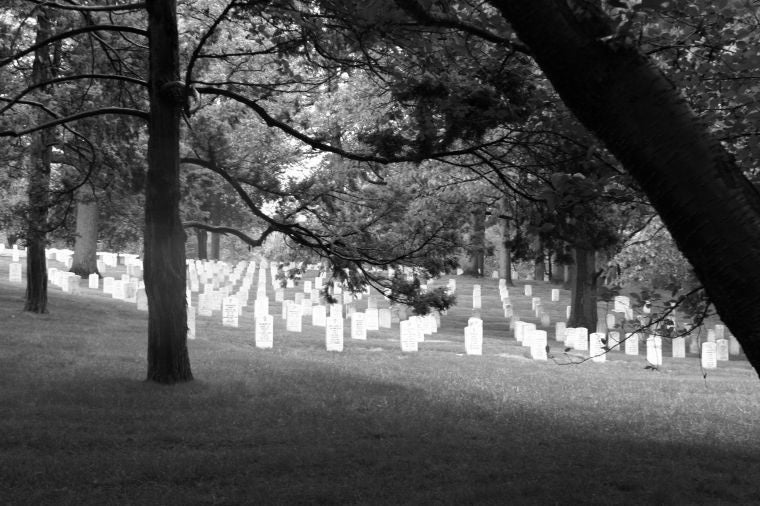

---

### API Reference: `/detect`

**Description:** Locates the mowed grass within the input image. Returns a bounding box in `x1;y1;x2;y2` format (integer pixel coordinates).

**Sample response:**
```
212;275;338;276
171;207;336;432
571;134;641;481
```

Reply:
2;260;760;505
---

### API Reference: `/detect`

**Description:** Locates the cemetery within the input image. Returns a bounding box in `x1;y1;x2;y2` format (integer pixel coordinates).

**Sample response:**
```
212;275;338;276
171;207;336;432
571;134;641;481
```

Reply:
4;1;760;504
3;247;760;504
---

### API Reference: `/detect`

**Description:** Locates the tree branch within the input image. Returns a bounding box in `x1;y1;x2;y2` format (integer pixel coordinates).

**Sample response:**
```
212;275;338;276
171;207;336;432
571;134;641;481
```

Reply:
0;74;147;115
183;221;275;248
0;107;149;137
0;25;148;68
26;1;147;12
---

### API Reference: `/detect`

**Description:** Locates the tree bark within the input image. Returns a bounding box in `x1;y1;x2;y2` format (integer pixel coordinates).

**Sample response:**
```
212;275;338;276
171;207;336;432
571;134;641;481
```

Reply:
24;10;53;314
568;247;598;332
492;1;760;377
210;231;221;260
70;187;99;277
145;0;192;383
497;197;514;285
196;228;208;260
465;203;486;276
534;251;545;282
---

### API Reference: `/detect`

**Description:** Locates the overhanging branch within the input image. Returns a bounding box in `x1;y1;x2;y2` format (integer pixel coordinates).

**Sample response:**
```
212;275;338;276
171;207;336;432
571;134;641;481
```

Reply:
0;107;149;137
183;221;275;248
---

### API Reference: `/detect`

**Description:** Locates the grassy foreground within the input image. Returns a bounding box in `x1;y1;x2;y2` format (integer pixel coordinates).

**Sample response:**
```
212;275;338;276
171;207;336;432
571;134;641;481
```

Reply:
2;264;760;505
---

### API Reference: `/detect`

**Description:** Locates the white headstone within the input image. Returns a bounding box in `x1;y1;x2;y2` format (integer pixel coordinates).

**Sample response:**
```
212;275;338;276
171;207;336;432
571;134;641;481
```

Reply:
400;320;418;352
524;284;532;297
111;280;126;300
646;336;662;366
551;288;560;302
625;332;639;356
613;295;630;313
222;296;240;327
255;315;274;349
714;324;725;340
351;312;367;340
573;327;589;351
8;262;22;283
555;322;567;342
311;305;327;326
254;297;269;319
378;308;392;328
589;332;606;362
529;329;548;360
88;273;99;289
701;342;717;369
605;313;616;330
464;324;483;355
672;337;686;358
286;303;303;332
103;276;115;294
365;308;379;331
325;316;344;352
716;339;729;361
608;331;620;351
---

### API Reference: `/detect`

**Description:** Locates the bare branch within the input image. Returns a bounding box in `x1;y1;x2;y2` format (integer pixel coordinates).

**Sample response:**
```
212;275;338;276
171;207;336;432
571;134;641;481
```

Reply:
0;25;148;68
26;1;147;12
183;221;275;248
0;74;147;115
0;107;149;137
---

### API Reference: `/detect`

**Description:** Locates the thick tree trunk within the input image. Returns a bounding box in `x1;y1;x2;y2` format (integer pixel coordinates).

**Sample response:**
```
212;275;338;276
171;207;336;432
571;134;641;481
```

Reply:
70;188;99;277
465;203;486;276
493;1;760;377
568;247;598;332
196;228;208;260
145;0;192;383
24;11;53;314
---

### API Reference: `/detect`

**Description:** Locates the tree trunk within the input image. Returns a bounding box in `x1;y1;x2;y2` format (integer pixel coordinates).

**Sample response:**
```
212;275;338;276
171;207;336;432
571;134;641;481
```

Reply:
70;187;99;277
145;0;192;383
24;10;53;314
497;197;513;285
568;247;598;332
492;1;760;377
196;228;208;260
534;251;545;282
210;231;221;260
465;203;486;276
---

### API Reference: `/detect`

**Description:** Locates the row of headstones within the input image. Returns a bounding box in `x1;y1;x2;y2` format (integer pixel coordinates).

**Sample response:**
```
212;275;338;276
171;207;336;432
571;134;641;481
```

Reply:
517;321;732;369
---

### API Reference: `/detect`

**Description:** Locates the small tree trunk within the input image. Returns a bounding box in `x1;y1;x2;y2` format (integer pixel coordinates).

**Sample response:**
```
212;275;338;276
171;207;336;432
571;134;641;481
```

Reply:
497;198;514;285
70;188;99;277
210;231;221;260
568;247;598;331
534;252;545;282
145;0;192;383
196;228;208;260
465;203;486;276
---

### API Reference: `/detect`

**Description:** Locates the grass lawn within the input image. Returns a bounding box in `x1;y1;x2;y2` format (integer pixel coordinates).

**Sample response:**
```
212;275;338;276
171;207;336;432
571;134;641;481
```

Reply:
2;258;760;505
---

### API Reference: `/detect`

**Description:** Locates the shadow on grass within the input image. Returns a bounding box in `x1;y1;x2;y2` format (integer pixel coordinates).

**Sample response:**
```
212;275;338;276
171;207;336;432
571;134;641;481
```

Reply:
3;361;760;506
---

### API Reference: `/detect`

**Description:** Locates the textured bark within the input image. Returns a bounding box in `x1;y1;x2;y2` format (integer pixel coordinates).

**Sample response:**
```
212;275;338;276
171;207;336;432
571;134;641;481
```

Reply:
70;189;99;277
144;0;192;383
24;11;53;314
492;1;760;377
196;228;208;260
465;203;486;276
568;247;598;332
